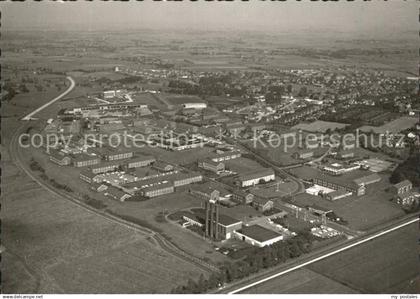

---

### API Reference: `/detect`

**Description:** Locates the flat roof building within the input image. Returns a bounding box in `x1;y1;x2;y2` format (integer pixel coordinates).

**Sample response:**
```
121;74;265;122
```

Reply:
235;225;283;247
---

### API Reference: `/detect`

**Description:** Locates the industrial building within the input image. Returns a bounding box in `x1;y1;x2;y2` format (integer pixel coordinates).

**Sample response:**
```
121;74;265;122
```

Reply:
234;225;283;247
140;182;175;198
49;150;71;166
198;159;225;174
73;154;101;168
237;168;275;187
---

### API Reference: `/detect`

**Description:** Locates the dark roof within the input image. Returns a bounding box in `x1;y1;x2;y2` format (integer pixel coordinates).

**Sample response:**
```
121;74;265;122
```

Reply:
218;214;242;227
252;197;273;206
394;179;412;189
106;186;130;199
308;204;333;213
237;225;282;243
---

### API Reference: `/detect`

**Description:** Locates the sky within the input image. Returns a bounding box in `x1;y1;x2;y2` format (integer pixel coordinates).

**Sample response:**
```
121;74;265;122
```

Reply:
1;0;417;35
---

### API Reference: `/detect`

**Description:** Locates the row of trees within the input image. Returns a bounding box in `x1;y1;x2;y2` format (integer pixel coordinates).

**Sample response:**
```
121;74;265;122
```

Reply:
171;231;313;294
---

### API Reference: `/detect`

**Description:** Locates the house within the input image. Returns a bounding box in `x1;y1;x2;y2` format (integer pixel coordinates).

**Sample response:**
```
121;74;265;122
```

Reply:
49;149;71;166
337;149;355;160
189;186;231;202
198;159;225;174
252;197;274;212
152;161;175;172
237;168;275;187
91;161;122;174
105;186;132;202
392;180;413;195
211;151;242;162
234;225;283;247
73;154;100;168
126;155;156;168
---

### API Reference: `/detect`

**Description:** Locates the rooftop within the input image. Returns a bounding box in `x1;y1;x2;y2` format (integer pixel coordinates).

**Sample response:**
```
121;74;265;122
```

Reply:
393;179;412;189
73;153;100;162
237;225;282;243
128;155;156;163
353;173;381;186
238;168;275;182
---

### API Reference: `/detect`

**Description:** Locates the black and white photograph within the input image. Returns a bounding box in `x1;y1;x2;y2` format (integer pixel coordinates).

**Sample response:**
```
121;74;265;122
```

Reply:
0;0;419;296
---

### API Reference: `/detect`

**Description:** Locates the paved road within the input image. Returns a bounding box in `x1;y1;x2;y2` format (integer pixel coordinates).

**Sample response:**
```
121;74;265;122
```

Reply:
22;76;75;121
215;216;418;294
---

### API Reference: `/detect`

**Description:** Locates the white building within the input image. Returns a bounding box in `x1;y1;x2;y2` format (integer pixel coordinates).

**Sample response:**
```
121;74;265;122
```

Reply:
234;225;283;247
237;168;275;187
183;103;207;109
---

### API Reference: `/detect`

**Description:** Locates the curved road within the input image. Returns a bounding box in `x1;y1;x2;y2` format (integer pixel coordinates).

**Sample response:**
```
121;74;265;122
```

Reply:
22;76;76;121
